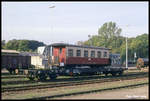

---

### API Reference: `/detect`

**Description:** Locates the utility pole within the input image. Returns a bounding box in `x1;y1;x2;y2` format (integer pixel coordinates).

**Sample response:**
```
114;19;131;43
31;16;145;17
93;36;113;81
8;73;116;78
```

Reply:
48;4;56;68
134;52;136;63
88;35;92;46
126;25;129;69
49;4;56;57
126;36;128;69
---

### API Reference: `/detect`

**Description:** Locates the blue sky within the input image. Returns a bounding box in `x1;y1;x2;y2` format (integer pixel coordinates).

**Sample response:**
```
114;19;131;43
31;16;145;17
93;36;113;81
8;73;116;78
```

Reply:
2;2;149;45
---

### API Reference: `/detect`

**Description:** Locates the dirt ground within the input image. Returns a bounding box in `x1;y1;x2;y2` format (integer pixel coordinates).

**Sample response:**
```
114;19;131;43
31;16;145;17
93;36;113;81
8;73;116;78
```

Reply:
57;85;149;99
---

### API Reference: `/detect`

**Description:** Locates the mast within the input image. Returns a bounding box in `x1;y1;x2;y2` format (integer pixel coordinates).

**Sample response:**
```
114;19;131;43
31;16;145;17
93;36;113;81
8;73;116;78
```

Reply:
126;36;128;69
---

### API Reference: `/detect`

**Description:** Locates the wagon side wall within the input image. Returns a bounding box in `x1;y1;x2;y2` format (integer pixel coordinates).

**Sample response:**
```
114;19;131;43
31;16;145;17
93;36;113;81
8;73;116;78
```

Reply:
2;55;31;70
65;46;110;66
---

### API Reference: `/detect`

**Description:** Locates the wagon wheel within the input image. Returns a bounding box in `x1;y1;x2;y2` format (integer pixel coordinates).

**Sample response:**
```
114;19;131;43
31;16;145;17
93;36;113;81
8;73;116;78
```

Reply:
104;73;108;76
118;71;123;76
28;76;35;80
49;74;57;80
15;69;19;75
9;69;16;75
111;72;117;76
8;69;13;74
27;73;35;80
37;74;47;81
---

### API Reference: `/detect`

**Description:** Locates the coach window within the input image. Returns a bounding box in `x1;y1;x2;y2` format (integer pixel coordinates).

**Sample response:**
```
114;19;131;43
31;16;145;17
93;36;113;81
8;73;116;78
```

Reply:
68;49;73;57
59;48;62;54
97;51;101;58
76;50;81;57
91;51;95;58
104;52;107;57
84;50;88;57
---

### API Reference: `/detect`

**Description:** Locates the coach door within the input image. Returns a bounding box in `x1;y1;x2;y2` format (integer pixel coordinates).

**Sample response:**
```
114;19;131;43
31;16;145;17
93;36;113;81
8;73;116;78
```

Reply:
53;47;60;65
58;47;66;66
53;47;66;66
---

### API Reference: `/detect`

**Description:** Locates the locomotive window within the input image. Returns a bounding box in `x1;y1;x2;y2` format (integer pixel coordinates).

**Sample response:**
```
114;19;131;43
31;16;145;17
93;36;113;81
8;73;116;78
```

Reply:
68;49;73;57
104;52;107;57
76;50;81;57
91;51;95;58
84;50;88;57
97;51;101;58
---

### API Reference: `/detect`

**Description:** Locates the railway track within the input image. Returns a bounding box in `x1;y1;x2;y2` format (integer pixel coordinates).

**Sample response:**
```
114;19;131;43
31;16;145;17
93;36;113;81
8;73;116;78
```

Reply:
26;82;149;100
1;70;148;85
2;72;148;93
2;75;26;79
2;79;37;85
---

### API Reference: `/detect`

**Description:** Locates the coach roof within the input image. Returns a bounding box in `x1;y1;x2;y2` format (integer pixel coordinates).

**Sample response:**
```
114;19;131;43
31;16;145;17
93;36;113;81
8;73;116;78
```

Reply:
49;43;111;50
2;49;20;54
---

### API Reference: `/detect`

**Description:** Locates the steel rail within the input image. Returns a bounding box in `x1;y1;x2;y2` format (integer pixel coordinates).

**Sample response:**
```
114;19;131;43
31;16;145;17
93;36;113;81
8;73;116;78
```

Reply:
2;72;148;92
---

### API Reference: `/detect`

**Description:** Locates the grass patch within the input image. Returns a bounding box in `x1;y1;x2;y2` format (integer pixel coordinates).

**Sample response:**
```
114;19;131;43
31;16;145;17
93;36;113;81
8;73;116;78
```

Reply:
1;77;28;82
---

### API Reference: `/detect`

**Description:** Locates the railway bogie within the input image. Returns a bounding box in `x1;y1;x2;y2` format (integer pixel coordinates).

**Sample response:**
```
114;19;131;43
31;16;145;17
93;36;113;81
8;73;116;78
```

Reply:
25;69;58;81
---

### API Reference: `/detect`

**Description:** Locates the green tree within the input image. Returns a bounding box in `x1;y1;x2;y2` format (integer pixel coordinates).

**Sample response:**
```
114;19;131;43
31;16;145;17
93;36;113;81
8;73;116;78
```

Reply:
28;40;46;51
98;21;122;48
134;34;149;58
4;39;46;52
1;40;6;49
18;40;30;51
4;39;19;50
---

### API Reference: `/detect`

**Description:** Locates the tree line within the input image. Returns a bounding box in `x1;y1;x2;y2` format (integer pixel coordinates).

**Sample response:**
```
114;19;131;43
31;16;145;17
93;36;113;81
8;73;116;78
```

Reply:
79;21;149;63
2;39;46;52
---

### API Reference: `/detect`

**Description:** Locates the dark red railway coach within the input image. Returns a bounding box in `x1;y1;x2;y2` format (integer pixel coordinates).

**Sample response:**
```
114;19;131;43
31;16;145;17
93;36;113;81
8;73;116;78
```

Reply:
51;43;111;67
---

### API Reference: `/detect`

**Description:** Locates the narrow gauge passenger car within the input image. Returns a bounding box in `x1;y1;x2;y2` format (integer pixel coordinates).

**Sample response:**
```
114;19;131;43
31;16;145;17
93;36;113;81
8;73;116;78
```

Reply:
47;43;124;76
51;43;111;67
